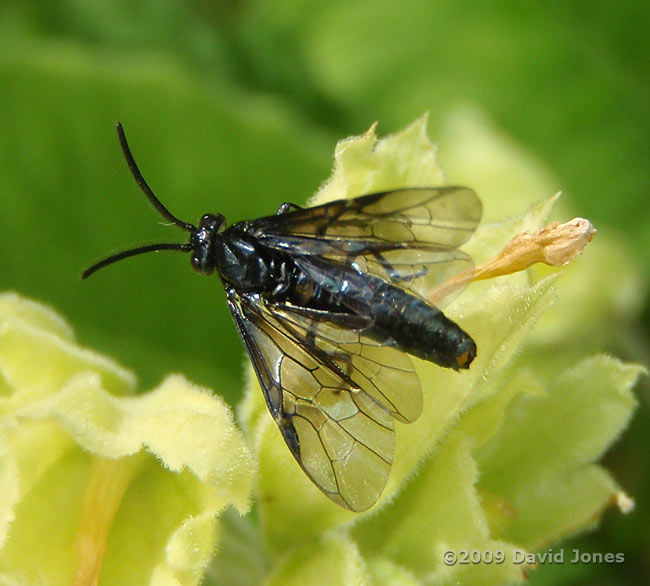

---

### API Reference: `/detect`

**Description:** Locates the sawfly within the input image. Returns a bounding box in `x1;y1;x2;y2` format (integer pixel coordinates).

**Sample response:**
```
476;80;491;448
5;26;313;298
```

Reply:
84;123;482;511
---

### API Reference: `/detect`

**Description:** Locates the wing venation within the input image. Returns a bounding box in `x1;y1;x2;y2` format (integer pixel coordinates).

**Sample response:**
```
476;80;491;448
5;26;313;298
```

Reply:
227;289;397;511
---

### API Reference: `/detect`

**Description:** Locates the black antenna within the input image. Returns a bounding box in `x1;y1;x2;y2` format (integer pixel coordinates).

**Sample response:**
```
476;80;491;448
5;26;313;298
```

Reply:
82;242;191;279
115;122;195;231
82;123;196;279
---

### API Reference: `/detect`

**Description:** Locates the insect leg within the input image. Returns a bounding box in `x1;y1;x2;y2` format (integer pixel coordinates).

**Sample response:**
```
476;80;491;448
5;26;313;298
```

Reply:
275;202;303;215
298;311;356;382
269;303;373;330
371;251;428;281
268;303;368;389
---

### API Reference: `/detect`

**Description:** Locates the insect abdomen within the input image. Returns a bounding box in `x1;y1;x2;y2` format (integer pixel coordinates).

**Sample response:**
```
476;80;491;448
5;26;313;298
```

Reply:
369;282;476;370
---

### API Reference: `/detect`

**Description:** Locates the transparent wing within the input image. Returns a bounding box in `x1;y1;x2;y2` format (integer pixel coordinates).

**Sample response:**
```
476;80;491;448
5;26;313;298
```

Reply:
227;288;396;512
256;187;481;246
255;187;481;302
268;302;422;424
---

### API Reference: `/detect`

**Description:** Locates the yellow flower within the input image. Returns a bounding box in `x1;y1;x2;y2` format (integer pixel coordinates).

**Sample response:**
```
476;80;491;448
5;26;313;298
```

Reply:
0;293;254;585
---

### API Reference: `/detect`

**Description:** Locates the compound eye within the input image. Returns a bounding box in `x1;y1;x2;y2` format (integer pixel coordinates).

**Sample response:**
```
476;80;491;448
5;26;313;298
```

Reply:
199;213;225;232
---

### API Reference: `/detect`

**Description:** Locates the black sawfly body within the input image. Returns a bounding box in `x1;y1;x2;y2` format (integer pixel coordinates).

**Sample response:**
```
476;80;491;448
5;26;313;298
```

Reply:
84;123;482;512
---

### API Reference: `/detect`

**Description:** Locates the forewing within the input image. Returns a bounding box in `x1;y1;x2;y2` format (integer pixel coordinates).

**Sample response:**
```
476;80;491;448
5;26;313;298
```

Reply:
226;289;395;512
257;187;481;247
255;187;480;301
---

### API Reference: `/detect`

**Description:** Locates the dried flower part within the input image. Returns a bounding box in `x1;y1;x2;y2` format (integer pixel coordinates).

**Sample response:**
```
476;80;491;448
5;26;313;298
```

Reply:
430;216;596;304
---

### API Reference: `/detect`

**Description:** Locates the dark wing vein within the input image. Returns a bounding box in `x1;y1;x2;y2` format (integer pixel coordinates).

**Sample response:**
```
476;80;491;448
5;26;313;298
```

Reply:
255;187;481;247
268;302;423;424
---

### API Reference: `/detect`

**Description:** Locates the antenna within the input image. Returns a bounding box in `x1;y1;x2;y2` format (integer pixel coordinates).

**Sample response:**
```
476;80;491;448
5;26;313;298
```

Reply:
115;122;195;232
82;123;196;279
82;242;191;279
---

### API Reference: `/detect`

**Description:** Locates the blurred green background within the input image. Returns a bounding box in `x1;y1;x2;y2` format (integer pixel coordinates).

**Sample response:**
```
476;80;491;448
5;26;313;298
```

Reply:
0;1;647;584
